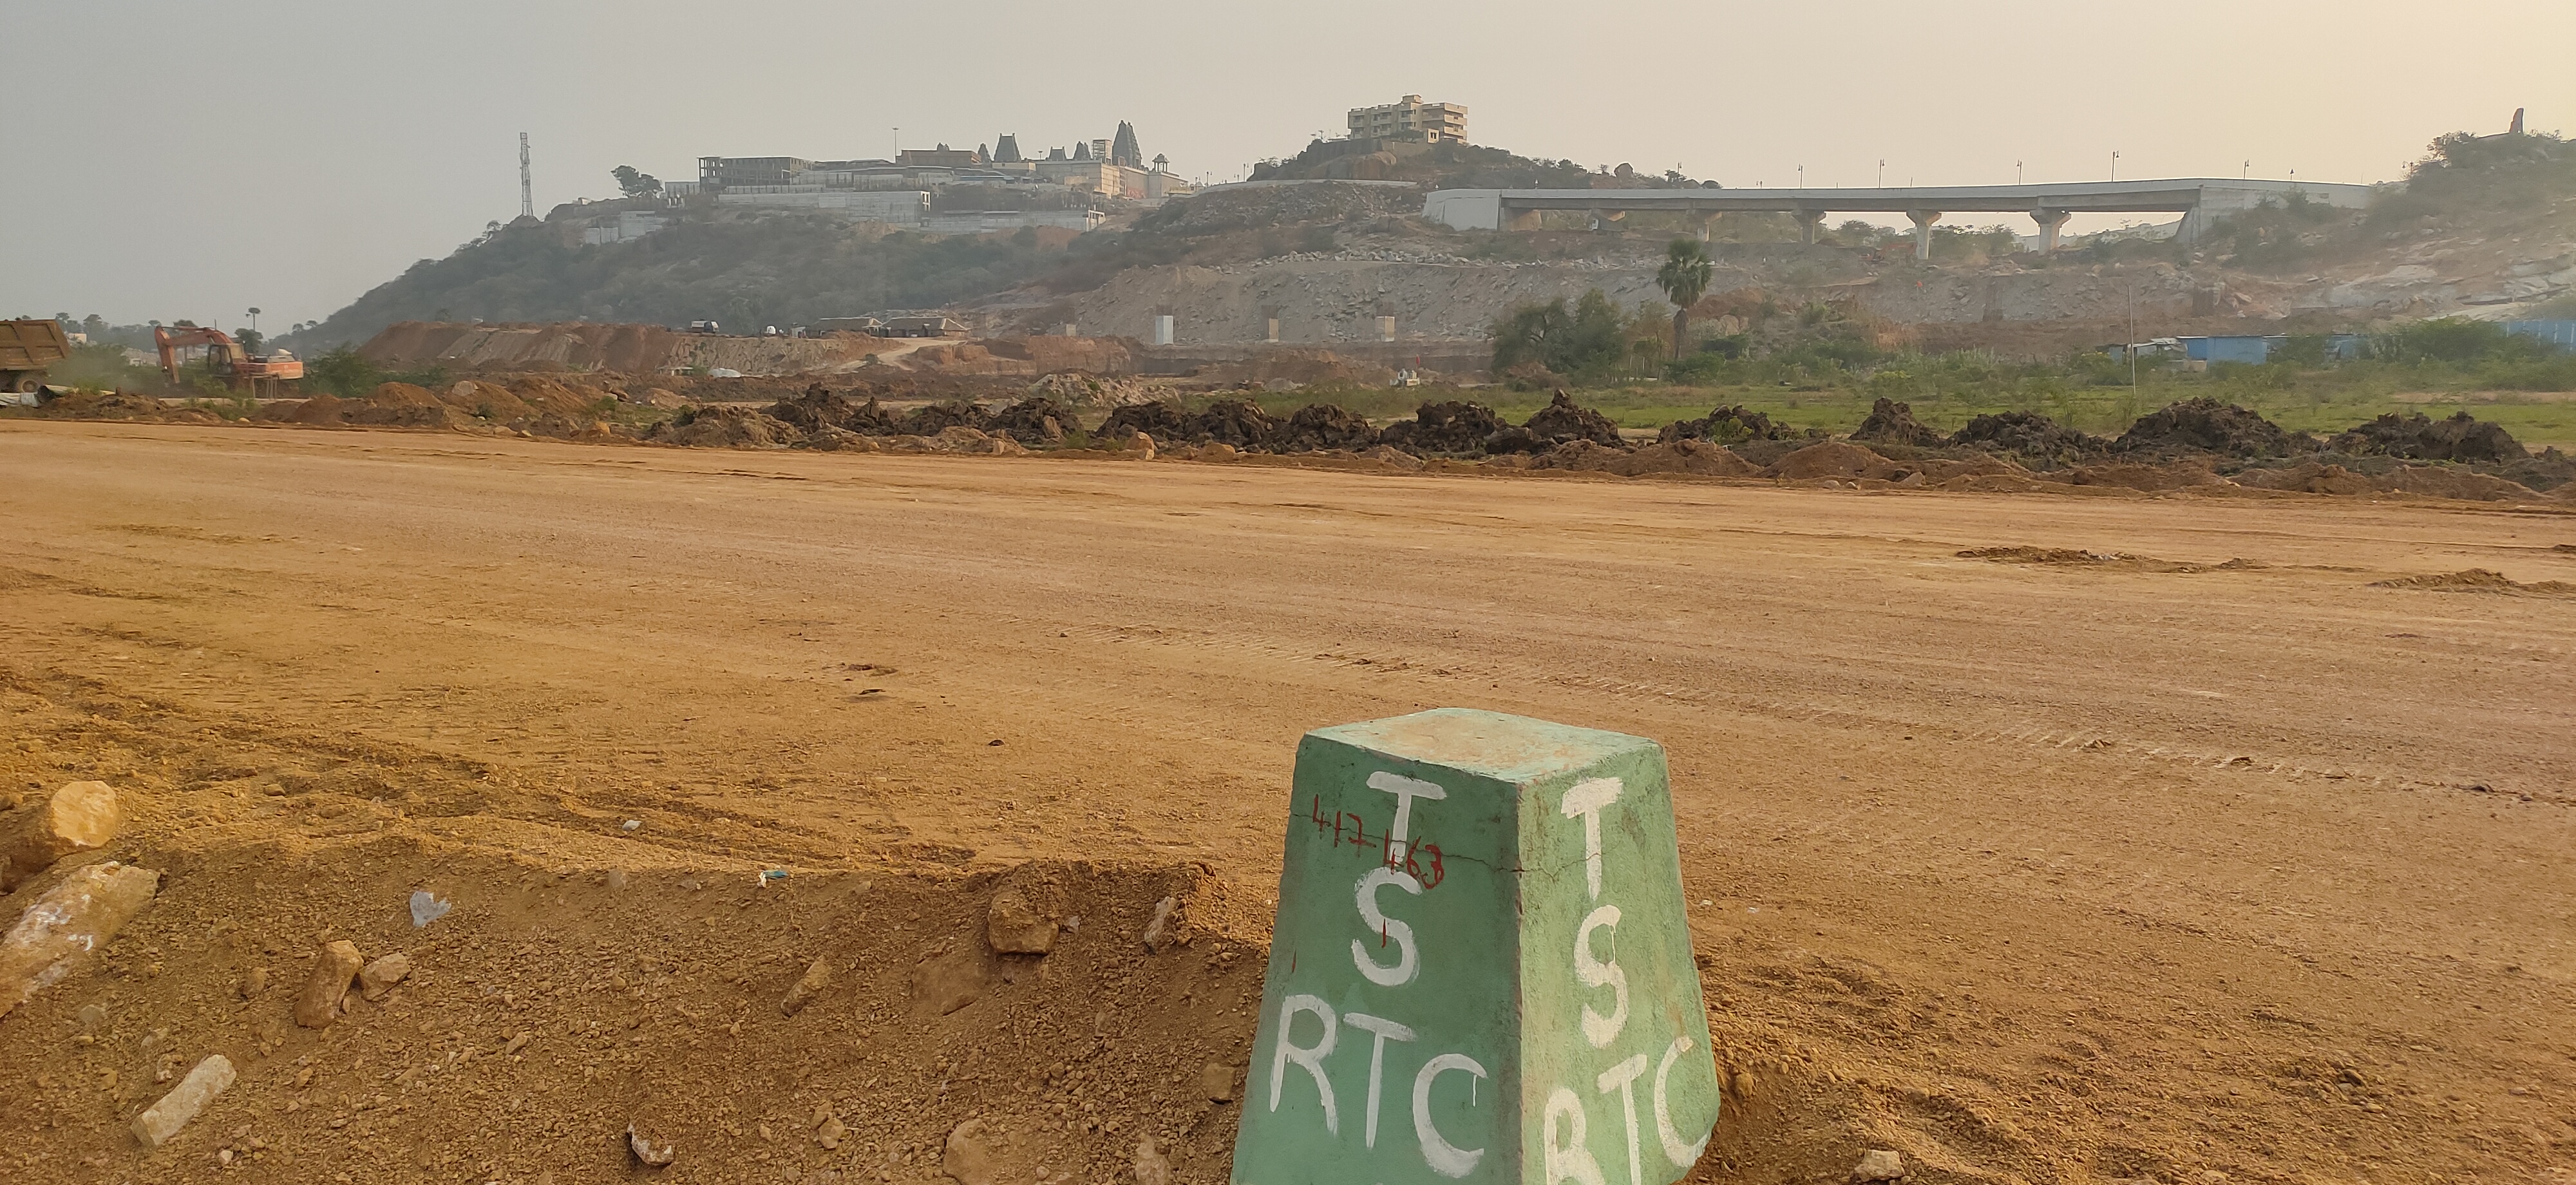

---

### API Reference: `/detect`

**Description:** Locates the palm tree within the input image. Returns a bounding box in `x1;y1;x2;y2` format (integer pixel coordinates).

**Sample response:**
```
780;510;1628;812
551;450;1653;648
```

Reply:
1655;238;1713;360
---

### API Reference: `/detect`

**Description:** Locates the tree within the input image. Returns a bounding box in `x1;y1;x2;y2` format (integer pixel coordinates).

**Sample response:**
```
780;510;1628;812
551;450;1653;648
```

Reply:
235;327;263;354
612;165;661;200
1654;238;1712;359
1490;289;1630;377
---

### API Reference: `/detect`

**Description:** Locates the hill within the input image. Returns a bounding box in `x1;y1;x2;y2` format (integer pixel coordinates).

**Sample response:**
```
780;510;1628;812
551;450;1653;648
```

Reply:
286;130;2576;362
284;206;1070;354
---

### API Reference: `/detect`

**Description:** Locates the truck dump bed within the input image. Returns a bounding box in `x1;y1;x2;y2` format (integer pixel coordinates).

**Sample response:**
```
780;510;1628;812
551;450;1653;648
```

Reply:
1;319;72;371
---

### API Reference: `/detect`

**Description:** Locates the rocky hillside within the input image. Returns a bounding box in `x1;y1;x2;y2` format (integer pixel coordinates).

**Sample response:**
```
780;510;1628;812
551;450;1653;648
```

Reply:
289;131;2576;361
283;206;1068;355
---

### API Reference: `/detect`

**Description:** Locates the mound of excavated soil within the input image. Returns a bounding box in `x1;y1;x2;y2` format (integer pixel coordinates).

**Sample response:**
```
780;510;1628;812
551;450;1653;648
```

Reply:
2371;568;2576;595
2114;398;2317;459
0;826;1262;1185
23;389;173;421
1025;372;1157;410
1947;411;2104;461
648;404;804;449
1535;439;1756;477
1960;545;2262;573
2049;462;2226;493
1850;398;1942;448
2233;460;2541;502
897;401;992;437
1764;441;1904;482
1520;390;1624;448
2329;411;2527;464
2486;448;2576;493
1096;402;1194;444
1378;401;1504;455
272;379;620;439
2230;462;2378;496
768;384;855;433
1191;399;1280;450
1659;405;1790;445
1269;404;1377;453
985;397;1074;447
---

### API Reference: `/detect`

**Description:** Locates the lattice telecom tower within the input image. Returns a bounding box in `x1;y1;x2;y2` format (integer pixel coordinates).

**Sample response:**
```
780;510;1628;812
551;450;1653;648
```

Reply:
519;133;533;220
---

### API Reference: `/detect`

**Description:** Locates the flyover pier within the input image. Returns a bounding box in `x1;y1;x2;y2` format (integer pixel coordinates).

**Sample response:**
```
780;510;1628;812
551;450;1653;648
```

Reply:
1421;178;2374;258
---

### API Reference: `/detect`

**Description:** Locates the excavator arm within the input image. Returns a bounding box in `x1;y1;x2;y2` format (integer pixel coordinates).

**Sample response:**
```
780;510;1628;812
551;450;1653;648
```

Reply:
151;326;301;390
153;326;245;382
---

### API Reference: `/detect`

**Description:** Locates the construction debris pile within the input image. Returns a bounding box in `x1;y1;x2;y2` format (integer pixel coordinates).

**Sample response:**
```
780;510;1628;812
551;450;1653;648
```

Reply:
8;369;2571;500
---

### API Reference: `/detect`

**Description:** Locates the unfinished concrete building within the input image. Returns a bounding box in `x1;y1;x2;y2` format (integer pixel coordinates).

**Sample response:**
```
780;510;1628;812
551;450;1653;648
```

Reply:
1347;95;1467;144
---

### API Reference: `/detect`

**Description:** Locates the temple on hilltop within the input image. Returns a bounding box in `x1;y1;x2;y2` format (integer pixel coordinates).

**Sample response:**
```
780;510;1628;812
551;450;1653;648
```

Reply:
681;120;1189;206
983;120;1182;198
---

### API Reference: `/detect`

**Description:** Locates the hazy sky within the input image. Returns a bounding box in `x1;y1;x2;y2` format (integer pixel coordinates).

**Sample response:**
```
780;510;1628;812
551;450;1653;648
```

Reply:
6;0;2569;333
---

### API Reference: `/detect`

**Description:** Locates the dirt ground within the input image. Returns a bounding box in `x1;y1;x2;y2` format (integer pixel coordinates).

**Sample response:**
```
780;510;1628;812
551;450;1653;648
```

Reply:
2;421;2571;1185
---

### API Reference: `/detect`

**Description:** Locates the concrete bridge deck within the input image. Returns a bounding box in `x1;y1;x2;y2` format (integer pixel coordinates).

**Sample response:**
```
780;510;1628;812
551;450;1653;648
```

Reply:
1421;178;2377;257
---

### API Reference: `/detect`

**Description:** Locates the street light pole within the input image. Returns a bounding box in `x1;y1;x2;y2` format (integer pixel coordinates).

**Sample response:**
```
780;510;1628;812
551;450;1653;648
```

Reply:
2110;151;2119;182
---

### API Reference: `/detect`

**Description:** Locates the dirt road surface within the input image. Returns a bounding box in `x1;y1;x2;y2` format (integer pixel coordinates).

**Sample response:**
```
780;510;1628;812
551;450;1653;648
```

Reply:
3;421;2571;1185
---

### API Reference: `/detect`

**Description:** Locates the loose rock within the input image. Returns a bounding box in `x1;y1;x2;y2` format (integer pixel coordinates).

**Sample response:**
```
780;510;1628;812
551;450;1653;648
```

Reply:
357;953;411;1002
294;940;365;1029
0;862;160;1020
986;885;1057;955
1141;895;1180;952
627;1123;676;1167
817;1115;846;1150
131;1054;234;1148
1202;1061;1238;1103
1134;1133;1171;1185
1852;1148;1906;1181
943;1118;996;1185
909;949;988;1016
0;780;122;890
781;955;835;1016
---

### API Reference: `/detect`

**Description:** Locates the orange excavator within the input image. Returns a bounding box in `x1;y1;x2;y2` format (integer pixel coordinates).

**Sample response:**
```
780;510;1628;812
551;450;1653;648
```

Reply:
154;325;304;395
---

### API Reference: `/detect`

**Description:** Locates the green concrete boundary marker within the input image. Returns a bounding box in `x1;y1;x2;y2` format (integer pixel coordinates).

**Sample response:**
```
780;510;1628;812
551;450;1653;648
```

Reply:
1231;708;1719;1185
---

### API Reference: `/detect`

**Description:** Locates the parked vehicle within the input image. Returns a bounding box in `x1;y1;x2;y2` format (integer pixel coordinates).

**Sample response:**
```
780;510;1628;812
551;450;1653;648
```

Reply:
153;325;304;394
687;320;722;334
0;318;71;394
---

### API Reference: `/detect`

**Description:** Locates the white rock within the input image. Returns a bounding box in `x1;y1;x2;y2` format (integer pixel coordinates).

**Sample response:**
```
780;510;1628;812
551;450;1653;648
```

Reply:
1141;895;1178;953
627;1123;676;1167
1852;1148;1905;1181
0;862;159;1020
1133;1134;1171;1185
132;1054;234;1147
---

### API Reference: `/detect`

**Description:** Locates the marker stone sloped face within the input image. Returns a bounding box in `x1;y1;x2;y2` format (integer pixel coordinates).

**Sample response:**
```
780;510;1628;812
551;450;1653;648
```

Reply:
1232;708;1719;1185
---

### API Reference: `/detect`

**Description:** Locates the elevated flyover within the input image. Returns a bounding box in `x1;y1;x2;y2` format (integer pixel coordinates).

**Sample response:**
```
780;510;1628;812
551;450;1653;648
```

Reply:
1421;178;2376;259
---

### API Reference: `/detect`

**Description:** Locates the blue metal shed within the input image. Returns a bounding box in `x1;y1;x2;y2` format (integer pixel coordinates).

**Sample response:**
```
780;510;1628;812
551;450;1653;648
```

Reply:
2505;320;2576;352
2179;335;2280;365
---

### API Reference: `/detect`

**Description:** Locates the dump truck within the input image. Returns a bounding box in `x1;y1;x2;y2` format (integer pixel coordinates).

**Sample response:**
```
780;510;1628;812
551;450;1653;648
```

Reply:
1;318;71;395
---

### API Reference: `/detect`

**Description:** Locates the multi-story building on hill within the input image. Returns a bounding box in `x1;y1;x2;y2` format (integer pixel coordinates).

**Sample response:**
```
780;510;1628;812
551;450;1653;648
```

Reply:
1346;95;1466;144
